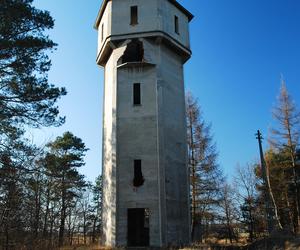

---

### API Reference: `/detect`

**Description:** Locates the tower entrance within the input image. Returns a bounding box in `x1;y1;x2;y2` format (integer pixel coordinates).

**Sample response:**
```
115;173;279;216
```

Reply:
127;208;149;247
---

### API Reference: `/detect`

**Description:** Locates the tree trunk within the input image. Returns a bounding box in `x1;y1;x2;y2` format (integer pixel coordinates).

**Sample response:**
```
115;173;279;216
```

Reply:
248;201;254;242
189;112;197;241
92;218;97;243
224;196;233;243
68;209;72;246
83;211;87;244
290;149;300;234
34;179;41;239
5;225;9;250
43;185;51;237
59;202;66;246
59;174;66;247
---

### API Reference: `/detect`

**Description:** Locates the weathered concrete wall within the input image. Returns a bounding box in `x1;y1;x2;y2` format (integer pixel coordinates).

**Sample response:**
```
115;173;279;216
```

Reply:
102;44;127;246
101;37;190;247
97;1;112;55
97;0;191;57
98;0;192;247
159;0;190;48
116;63;160;246
157;42;190;245
111;0;159;36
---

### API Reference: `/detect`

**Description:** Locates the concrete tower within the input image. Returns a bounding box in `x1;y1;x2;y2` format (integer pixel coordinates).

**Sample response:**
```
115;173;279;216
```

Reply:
95;0;193;247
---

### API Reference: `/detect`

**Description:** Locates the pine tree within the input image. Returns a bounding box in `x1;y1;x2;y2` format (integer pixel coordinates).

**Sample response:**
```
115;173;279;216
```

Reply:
0;0;66;150
90;175;103;243
0;154;24;249
0;3;67;244
0;0;67;125
45;132;88;246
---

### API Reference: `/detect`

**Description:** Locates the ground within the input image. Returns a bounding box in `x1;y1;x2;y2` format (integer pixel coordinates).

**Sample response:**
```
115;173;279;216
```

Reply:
58;235;300;250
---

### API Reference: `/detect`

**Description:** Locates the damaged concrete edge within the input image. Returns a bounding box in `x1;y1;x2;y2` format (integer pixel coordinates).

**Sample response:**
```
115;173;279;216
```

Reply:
97;31;192;66
112;38;156;68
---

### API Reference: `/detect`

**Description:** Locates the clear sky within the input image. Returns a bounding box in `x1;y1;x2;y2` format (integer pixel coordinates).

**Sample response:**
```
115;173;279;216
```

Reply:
31;0;300;182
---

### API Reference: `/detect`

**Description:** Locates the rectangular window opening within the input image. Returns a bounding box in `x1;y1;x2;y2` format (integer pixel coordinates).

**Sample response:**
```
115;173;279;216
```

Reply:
133;159;144;187
131;6;138;25
101;23;104;42
133;83;141;105
175;15;179;34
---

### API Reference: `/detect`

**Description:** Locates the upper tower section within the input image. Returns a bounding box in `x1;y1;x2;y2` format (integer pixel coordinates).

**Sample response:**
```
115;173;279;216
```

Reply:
94;0;193;66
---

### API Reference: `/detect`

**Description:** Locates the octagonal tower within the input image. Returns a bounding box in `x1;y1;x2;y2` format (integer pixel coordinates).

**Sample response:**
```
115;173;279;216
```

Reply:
95;0;193;247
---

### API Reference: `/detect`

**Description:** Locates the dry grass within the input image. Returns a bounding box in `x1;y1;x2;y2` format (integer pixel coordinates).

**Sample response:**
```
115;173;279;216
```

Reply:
59;244;112;250
57;235;300;250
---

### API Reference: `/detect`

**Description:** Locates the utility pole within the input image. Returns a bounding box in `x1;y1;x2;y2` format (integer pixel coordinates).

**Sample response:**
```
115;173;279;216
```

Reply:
255;130;282;233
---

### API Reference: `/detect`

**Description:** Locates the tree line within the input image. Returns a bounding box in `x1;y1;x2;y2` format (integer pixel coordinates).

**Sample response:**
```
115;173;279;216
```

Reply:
187;80;300;244
0;1;102;249
0;135;103;248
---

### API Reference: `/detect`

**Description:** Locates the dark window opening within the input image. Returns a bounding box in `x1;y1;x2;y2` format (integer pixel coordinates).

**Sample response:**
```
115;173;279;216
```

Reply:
130;6;138;25
127;208;150;246
101;23;104;42
133;83;141;106
175;15;179;34
133;159;144;187
121;39;144;63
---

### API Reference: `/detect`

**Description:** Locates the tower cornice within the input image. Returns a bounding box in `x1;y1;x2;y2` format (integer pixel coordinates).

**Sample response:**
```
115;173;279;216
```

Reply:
96;31;192;66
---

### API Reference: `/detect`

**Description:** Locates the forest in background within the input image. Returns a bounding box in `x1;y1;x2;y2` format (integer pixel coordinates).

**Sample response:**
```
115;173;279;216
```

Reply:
1;0;300;249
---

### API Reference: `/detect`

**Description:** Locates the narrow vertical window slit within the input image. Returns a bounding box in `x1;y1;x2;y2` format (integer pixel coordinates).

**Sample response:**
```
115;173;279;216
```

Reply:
131;6;138;25
175;15;179;34
133;159;144;187
133;83;141;105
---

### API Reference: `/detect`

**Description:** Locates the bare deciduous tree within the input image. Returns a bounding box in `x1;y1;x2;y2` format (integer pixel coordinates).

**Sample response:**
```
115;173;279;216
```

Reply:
220;183;239;244
234;164;260;241
270;80;300;233
186;92;223;242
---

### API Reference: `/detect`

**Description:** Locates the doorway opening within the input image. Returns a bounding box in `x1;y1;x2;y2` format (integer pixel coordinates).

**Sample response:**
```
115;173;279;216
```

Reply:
127;208;150;246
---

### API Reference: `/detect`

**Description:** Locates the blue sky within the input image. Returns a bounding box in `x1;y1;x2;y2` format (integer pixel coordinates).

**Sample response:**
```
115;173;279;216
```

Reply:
31;0;300;182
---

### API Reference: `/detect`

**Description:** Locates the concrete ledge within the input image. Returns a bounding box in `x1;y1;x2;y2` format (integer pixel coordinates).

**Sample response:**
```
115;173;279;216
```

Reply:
96;31;192;66
117;62;156;69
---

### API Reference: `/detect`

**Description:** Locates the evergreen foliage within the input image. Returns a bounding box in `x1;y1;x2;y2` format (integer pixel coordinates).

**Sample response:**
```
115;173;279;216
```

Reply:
0;2;103;248
0;0;66;155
